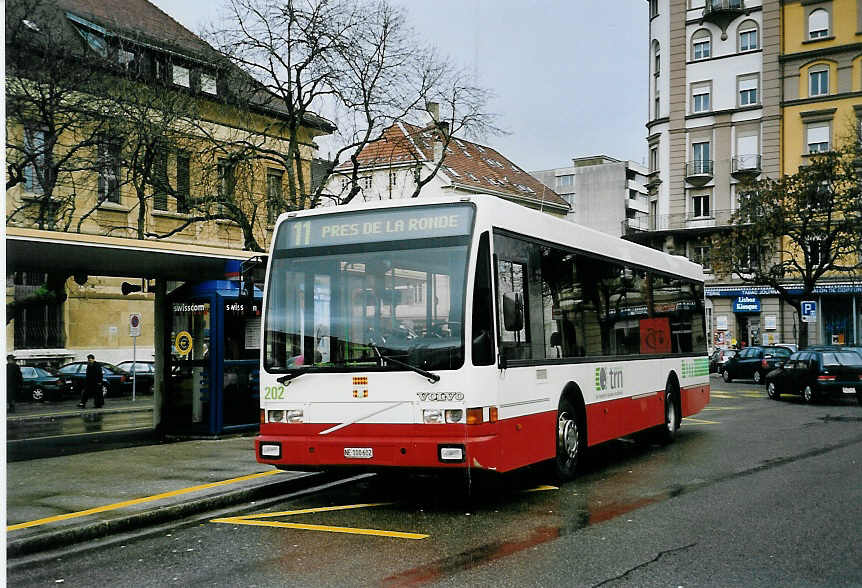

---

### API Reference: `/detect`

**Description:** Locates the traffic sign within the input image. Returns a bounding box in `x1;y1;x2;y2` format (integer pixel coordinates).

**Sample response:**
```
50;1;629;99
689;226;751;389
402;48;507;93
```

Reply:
129;313;143;337
801;300;817;323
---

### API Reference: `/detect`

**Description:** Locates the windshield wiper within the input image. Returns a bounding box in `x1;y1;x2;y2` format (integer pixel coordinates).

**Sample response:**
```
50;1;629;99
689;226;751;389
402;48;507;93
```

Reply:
276;367;313;385
370;343;440;384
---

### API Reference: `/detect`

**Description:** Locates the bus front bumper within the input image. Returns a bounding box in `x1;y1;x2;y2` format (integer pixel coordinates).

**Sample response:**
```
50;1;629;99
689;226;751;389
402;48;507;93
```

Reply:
256;422;500;471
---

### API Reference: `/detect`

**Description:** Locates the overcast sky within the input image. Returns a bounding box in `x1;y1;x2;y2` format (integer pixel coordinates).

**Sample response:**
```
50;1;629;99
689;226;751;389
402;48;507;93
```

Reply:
151;0;648;172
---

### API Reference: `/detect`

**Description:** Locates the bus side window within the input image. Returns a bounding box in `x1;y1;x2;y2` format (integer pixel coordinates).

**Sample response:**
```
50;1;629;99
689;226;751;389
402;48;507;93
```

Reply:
472;232;495;366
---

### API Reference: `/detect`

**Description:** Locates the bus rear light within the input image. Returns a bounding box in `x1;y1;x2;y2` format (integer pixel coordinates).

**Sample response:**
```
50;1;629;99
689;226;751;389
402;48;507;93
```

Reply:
268;410;285;423
286;409;304;423
466;407;483;425
423;409;444;424
489;406;499;423
817;375;836;381
260;409;265;424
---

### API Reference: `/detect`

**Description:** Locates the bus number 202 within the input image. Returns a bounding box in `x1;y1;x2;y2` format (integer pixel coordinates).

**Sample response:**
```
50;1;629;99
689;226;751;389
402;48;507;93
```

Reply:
264;386;285;400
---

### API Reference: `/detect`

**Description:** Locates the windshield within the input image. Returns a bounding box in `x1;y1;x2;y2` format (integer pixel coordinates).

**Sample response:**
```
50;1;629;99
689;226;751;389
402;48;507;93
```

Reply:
821;351;862;366
264;204;474;374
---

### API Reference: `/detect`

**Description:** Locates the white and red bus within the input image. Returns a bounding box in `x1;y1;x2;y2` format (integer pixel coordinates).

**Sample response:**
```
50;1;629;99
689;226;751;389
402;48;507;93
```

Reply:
256;197;709;480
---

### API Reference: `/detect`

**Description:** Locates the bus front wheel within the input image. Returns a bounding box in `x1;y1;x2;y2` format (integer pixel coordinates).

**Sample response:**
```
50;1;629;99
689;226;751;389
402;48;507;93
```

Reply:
554;398;584;482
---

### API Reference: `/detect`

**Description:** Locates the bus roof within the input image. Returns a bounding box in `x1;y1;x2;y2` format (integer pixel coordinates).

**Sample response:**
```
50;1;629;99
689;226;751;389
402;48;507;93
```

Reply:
276;196;704;281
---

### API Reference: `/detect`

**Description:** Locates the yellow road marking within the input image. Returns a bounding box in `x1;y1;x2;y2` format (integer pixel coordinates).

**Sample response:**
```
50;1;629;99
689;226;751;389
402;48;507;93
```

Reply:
524;485;559;493
212;502;428;540
682;417;720;425
710;393;735;399
7;470;282;532
702;406;743;411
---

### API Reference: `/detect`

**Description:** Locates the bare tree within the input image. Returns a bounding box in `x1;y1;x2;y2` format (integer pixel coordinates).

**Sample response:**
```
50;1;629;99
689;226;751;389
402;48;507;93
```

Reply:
207;0;497;211
711;140;862;347
5;0;115;230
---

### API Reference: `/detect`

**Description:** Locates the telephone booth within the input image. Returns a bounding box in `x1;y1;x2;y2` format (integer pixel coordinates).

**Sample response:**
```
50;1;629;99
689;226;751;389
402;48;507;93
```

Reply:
164;280;262;436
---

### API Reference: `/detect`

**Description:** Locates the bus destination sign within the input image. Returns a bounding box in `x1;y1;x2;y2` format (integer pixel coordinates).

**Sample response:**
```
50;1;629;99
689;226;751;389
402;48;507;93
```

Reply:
277;204;474;249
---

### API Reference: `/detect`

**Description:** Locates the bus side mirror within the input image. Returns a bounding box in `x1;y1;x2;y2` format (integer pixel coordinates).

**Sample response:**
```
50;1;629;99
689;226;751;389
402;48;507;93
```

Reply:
502;293;524;332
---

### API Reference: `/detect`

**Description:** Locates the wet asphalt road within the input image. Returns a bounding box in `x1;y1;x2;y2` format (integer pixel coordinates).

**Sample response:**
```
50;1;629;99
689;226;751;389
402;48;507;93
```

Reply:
9;375;862;587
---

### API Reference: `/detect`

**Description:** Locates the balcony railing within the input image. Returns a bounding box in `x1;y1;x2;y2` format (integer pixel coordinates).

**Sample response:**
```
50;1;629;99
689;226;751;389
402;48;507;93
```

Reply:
703;0;744;17
731;154;762;178
685;160;714;186
702;1;746;41
622;209;738;235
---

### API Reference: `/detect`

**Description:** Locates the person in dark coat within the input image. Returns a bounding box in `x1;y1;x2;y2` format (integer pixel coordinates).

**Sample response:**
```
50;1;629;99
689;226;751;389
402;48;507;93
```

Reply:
7;354;22;413
78;354;104;408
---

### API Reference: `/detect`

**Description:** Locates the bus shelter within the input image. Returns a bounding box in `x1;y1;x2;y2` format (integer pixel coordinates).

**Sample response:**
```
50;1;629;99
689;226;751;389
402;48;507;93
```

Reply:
165;280;262;436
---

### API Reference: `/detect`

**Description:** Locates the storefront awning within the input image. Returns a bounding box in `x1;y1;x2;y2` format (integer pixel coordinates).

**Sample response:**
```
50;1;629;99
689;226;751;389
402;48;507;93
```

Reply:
6;227;259;281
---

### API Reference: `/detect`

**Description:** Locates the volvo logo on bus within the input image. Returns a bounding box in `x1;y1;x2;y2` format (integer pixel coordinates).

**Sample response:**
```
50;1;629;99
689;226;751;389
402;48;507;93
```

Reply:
417;392;464;402
595;367;623;392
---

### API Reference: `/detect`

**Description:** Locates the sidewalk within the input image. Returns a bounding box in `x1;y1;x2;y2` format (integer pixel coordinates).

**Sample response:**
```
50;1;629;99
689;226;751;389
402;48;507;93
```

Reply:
6;435;329;558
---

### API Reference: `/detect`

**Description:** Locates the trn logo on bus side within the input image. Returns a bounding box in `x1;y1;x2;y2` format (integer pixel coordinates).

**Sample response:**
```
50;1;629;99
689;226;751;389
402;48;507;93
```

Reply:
595;367;624;393
681;358;709;378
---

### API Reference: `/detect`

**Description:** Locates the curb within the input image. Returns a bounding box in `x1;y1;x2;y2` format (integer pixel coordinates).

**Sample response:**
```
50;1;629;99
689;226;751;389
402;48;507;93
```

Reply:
6;470;336;558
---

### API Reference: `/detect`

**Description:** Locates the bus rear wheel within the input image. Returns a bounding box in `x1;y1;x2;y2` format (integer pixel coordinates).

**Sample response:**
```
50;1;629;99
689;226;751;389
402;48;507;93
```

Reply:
656;387;679;444
554;399;584;482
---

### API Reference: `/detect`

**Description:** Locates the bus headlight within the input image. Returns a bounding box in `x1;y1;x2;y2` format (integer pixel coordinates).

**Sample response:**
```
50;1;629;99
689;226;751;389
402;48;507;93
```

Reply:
286;409;304;423
445;409;464;423
268;410;285;423
423;409;443;424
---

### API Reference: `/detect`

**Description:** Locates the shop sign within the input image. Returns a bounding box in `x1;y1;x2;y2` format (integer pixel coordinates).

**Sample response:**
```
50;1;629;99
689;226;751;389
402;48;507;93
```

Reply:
733;296;761;313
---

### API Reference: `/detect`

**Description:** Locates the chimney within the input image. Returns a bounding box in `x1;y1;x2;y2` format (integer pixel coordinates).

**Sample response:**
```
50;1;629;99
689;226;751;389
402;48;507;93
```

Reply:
427;102;439;122
434;140;444;163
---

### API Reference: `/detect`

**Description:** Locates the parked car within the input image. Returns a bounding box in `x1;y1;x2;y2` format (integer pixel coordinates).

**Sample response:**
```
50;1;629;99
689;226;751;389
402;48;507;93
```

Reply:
115;361;155;395
709;348;737;374
57;361;131;398
766;349;862;404
721;345;792;384
19;366;71;402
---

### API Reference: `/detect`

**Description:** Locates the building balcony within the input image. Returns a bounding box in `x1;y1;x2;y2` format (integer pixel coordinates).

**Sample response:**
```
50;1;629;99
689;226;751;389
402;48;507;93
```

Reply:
685;160;714;186
731;154;762;180
702;1;746;39
624;209;737;238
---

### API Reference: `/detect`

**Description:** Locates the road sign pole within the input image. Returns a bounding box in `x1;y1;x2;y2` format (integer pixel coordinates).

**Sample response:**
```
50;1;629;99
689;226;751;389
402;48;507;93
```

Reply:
132;335;137;402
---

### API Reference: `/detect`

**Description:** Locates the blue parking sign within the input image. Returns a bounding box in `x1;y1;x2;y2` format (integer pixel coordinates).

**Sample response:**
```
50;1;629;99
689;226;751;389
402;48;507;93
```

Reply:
801;300;817;322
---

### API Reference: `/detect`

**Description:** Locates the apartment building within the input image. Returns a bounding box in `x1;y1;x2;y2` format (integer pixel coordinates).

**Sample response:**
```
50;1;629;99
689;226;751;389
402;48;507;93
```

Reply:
780;0;862;346
531;155;649;237
634;0;862;350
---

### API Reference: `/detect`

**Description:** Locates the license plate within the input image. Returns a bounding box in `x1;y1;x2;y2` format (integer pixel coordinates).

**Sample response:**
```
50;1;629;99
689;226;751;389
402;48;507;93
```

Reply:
344;447;373;459
842;387;856;394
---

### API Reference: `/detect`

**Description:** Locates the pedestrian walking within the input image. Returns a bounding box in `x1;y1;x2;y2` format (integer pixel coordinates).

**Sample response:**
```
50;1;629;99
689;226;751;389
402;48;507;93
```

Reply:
7;354;22;413
78;354;104;408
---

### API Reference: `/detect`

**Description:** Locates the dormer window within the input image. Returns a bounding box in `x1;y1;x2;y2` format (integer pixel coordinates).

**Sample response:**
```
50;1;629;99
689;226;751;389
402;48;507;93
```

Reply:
172;65;190;87
200;72;217;95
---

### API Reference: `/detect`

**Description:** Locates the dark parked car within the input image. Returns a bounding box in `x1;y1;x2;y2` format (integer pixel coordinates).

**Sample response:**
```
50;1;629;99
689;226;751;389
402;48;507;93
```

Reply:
115;361;155;395
721;345;792;384
57;361;131;398
709;348;737;374
19;366;71;402
766;349;862;404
